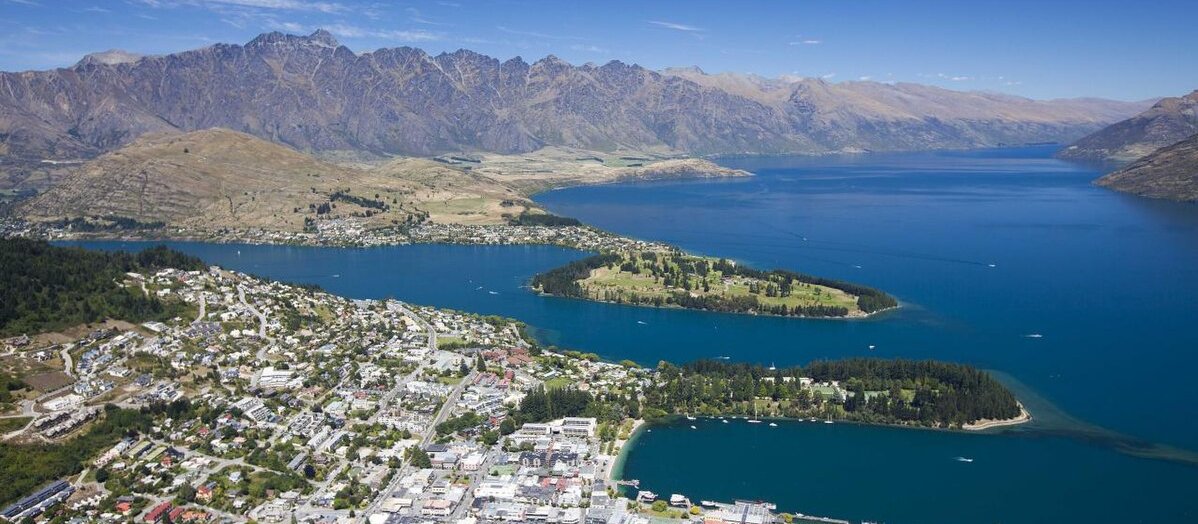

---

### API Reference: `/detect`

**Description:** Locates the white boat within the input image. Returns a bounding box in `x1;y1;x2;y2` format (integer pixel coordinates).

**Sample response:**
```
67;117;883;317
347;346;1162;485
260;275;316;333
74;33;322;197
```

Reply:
747;403;762;423
488;291;499;295
823;420;834;424
868;344;876;350
988;263;997;268
1024;333;1043;338
637;491;658;502
768;422;778;427
954;456;974;463
690;425;697;429
669;494;691;508
685;415;696;421
700;500;718;508
722;419;728;424
636;320;647;325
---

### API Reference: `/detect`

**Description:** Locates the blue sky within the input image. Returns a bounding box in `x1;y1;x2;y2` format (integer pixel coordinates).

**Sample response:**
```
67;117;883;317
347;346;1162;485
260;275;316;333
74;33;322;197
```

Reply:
1;0;1194;101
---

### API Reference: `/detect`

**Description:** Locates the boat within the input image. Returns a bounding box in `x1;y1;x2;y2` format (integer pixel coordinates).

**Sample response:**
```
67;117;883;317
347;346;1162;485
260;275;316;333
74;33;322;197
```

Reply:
700;501;719;508
488;291;499;295
823;420;834;424
868;344;876;350
669;494;691;508
637;491;658;503
808;417;817;422
988;263;997;268
747;403;762;423
768;422;778;427
690;425;697;429
722;419;729;424
636;320;647;325
954;456;974;463
685;414;696;421
1024;333;1043;338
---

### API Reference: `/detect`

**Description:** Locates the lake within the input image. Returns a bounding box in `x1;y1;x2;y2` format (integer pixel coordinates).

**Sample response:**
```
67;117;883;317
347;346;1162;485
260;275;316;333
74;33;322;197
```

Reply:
64;146;1198;523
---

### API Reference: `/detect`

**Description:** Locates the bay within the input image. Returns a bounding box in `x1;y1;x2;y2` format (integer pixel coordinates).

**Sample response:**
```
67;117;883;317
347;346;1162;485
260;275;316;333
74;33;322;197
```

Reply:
63;146;1198;523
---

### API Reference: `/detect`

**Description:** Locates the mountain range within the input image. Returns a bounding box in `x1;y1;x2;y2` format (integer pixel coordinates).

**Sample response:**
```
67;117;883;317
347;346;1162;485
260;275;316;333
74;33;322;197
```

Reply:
1095;133;1198;202
0;30;1151;170
1058;90;1198;163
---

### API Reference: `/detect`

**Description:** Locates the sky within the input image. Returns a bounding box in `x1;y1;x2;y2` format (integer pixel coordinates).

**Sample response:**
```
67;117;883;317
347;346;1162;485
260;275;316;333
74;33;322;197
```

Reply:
1;0;1195;101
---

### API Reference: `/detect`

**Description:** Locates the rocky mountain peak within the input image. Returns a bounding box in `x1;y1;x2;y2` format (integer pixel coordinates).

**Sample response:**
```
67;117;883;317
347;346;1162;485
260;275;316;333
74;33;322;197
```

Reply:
246;30;340;49
73;49;143;68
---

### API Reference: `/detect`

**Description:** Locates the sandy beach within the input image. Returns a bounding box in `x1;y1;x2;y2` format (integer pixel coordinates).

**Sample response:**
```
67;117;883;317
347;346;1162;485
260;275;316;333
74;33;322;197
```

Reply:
606;418;647;484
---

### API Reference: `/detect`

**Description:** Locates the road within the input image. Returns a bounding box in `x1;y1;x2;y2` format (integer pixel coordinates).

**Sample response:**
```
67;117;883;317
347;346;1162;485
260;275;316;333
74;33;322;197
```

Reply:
194;292;207;323
361;306;464;521
238;285;270;341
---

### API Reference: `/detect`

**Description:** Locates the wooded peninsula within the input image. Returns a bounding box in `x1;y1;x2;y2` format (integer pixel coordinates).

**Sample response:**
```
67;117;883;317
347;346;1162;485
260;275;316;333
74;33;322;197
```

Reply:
531;249;897;318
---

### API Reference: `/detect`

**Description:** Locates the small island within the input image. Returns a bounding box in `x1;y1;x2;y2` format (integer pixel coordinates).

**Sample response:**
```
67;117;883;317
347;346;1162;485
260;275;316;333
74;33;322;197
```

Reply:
532;249;897;318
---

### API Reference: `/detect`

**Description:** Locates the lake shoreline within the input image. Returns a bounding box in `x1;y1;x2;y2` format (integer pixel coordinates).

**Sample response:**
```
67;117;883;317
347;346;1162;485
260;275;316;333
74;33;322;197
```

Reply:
535;289;901;320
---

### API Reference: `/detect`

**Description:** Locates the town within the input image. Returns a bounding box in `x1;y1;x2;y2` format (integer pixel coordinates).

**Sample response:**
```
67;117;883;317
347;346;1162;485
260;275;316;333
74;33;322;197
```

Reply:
0;218;671;253
0;263;814;524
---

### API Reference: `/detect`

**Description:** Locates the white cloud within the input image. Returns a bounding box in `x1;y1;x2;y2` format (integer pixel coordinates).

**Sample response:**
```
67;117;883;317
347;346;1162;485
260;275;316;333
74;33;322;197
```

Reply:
136;0;345;13
936;73;972;82
323;24;442;42
821;72;836;79
858;76;872;81
206;0;345;13
569;44;608;53
648;20;703;32
495;25;584;41
789;39;821;45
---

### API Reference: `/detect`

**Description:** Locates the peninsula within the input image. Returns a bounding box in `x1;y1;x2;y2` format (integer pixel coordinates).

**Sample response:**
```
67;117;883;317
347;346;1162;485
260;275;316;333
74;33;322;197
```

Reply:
532;249;898;318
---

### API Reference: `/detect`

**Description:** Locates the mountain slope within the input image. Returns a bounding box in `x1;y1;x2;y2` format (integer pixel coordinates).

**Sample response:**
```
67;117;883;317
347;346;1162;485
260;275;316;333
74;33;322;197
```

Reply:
17;128;423;231
1058;90;1198;163
1095;134;1198;202
0;30;1149;169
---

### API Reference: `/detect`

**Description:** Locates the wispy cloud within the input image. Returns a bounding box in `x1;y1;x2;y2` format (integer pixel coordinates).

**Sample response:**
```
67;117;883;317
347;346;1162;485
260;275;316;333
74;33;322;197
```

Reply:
569;43;608;54
206;0;345;13
821;72;836;79
495;25;583;41
648;20;703;32
136;0;346;13
259;17;443;42
789;39;821;45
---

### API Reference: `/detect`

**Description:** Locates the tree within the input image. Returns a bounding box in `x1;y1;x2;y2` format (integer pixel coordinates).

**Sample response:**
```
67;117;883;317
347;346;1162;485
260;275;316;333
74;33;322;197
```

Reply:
476;353;487;372
499;417;517;435
177;484;196;503
480;430;499;446
408;446;432;468
651;500;667;513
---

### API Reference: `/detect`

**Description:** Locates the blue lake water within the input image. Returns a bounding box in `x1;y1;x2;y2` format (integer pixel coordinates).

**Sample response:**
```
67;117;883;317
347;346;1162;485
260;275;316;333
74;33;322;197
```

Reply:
64;146;1198;523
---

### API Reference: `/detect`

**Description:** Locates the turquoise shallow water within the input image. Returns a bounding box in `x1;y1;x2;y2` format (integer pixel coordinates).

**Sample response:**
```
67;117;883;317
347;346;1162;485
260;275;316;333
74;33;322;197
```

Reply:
64;146;1198;523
